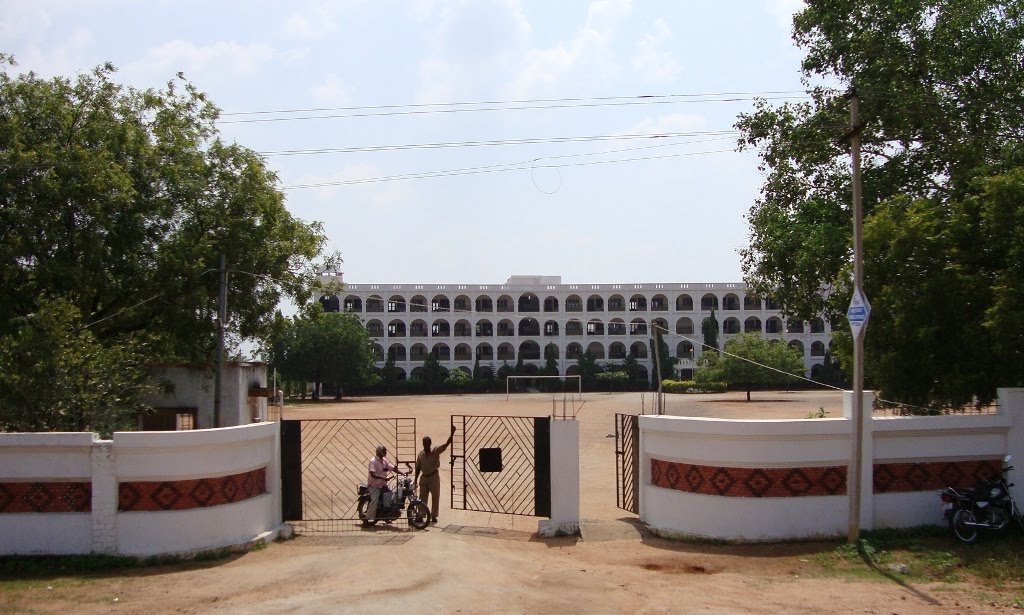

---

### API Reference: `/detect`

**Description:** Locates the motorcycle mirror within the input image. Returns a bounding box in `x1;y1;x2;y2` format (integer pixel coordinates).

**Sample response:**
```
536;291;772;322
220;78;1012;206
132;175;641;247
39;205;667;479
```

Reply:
1005;454;1013;463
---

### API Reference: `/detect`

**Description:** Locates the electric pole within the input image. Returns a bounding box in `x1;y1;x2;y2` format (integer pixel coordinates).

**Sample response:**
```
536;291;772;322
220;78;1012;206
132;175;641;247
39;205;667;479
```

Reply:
846;88;867;542
214;254;228;428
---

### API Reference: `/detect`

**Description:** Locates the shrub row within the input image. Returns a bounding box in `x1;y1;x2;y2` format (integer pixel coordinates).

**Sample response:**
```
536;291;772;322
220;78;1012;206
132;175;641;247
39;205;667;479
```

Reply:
661;379;727;394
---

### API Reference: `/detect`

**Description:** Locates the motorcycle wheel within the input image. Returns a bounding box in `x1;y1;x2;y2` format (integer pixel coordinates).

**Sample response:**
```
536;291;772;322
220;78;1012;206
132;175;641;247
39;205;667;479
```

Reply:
407;501;430;530
356;500;378;526
951;508;978;544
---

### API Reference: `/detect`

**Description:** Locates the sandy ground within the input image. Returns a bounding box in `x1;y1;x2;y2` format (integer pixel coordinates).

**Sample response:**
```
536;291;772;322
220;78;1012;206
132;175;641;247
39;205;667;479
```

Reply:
3;391;1015;614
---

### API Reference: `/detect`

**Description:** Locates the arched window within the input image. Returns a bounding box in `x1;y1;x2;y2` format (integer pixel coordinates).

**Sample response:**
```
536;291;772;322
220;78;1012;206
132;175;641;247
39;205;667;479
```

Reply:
453;320;472;337
565;343;583;360
543;296;559;312
544;320;559;336
587;319;605;336
475;295;493;312
675;294;693;311
496;295;514;312
608;318;626;335
586;342;605;359
366;319;384;337
453;295;471;312
788;340;805;354
343;295;362;312
810;341;826;357
722;294;740;310
388;344;407;362
410;344;428;361
497;343;515;360
743;294;762;310
565;295;582;312
388;295;406;313
629;295;648;311
629;318;647;335
431;319;450;336
700;293;719;310
723;317;741;334
810;317;825;333
476;343;494;360
431;295;450;312
475;319;493;337
609;342;627;359
651;294;668;311
497;319;515;336
519;318;540;336
629;341;648;359
518;293;539;312
387;320;406;337
676;341;694;359
675;317;694;335
409;295;428;313
586;295;605;311
744;317;762;333
454;343;472;361
519;341;541;360
608;294;626;311
566;319;583;336
787;319;805;333
431;343;450;360
765;317;783;334
366;295;385;313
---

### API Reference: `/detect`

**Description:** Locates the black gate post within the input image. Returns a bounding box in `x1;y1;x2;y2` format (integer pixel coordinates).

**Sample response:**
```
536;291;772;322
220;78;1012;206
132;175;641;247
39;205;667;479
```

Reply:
280;420;303;521
534;417;551;517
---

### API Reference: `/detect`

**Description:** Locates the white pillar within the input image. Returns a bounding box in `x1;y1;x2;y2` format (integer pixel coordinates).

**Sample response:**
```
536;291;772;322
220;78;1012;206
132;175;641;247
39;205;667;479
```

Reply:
538;420;580;537
843;390;876;531
998;388;1024;506
90;438;118;554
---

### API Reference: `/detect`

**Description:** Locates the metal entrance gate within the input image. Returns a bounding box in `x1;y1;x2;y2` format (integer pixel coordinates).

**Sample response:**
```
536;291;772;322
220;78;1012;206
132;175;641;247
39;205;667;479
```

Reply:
281;418;417;528
450;415;550;516
615;413;640;514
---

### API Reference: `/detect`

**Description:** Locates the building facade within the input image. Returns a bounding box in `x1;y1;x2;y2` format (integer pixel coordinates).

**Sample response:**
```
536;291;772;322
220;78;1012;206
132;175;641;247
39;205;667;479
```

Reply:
319;274;833;383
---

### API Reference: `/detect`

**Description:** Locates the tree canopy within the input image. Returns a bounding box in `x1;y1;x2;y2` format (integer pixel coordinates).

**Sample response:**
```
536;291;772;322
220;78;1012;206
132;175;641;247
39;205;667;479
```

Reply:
696;334;805;401
735;1;1024;407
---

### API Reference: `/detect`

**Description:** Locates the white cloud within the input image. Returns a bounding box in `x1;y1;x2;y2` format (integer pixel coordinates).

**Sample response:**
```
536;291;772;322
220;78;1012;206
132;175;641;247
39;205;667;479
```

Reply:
282;2;339;41
631;19;680;84
124;40;280;81
311;73;351;106
765;0;804;31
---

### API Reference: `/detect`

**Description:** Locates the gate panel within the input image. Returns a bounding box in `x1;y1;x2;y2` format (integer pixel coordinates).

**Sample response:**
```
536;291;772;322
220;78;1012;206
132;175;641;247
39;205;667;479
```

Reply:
615;413;640;514
451;415;550;516
281;418;416;523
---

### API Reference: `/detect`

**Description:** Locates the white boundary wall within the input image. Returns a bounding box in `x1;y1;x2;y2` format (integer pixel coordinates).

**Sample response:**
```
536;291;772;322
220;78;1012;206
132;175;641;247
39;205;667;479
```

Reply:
0;422;283;556
639;388;1023;541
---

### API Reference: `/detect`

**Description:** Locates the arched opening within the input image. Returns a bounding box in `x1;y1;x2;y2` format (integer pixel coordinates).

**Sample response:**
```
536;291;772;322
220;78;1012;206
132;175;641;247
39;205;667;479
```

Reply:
743;294;762;310
497;295;514;312
629;318;647;335
566;319;583;336
366;295;385;313
651;294;668;311
629;295;647;311
497;343;515;361
788;340;805;355
608;318;626;335
518;293;540;312
366;319;384;337
675;294;693;311
431;294;450;312
431;319;450;336
765;317;783;334
651;318;669;335
676;341;694;359
565;343;582;360
519;341;541;360
629;341;648;359
544;343;559;359
475;295;493;312
475;319;493;337
811;341;825;357
586;342;605;359
544;320;559;336
454;319;472;337
409;295;427;313
543;296;559;312
388;344;407;362
722;293;740;310
700;293;719;311
410;319;428;337
608;294;626;311
565;295;582;312
675;317;694;335
810;318;825;333
723;318;741;334
432;343;451;361
787;319;805;333
519;318;540;336
609;342;627;359
497;319;515;336
476;343;494;361
320;295;340;312
453;295;471;312
343;295;362;312
410;344;428;361
411;367;425;381
387;295;406;313
566;365;581;376
587;319;605;336
744;317;762;333
372;343;384;362
587;295;605;311
387;320;406;337
454;343;472;361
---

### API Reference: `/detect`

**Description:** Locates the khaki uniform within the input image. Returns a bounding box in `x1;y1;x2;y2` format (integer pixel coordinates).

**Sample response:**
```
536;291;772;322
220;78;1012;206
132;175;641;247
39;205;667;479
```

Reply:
416;440;450;520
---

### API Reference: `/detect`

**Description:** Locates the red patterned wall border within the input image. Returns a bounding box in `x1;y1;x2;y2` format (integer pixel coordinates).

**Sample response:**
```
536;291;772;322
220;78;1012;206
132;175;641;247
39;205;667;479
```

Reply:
650;459;847;498
118;467;267;512
0;481;92;513
873;459;1003;494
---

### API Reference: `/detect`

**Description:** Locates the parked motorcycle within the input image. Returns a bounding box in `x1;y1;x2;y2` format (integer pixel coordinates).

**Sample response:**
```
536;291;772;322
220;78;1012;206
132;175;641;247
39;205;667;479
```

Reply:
357;464;431;530
940;455;1023;543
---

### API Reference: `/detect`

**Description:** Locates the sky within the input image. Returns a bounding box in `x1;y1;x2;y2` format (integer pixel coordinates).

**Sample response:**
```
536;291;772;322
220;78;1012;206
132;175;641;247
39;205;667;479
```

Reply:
2;0;809;285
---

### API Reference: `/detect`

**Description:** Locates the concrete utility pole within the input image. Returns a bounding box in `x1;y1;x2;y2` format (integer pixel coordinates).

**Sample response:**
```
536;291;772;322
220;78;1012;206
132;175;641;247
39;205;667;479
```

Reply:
846;88;866;542
214;253;228;428
652;329;664;415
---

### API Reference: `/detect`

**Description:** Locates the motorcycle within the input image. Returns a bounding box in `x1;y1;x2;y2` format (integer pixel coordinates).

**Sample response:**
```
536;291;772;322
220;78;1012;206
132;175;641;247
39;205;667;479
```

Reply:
357;464;431;530
939;454;1023;543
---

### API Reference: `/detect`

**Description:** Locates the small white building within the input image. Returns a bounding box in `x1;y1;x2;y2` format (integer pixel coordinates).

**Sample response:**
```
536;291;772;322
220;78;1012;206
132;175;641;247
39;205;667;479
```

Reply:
318;274;833;383
142;362;271;429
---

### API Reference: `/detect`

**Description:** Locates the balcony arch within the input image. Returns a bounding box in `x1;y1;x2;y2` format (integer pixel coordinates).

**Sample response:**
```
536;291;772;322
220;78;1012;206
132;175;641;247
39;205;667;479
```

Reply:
372;343;385;362
609;342;626;359
431;294;450;312
722;293;740;310
565;294;583;312
629;294;647;311
320;294;340;312
586;342;605;359
475;295;493;312
788;340;805;354
651;318;669;334
497;319;515;336
496;295;514;312
343;295;362;312
453;294;471;313
388;344;407;362
431;319;450;337
700;293;719;311
608;318;626;336
608;294;626;311
519;318;540;337
810;317;825;334
518;293;540;313
476;342;494;361
587;319;605;336
744;317;762;333
409;319;428;337
565;343;583;360
676;341;694;359
765;317;783;334
410;366;425;380
543;296;559;312
629;318;648;335
409;295;427;313
454;343;472;361
675;294;693;311
410;343;428;361
431;343;451;361
629;341;648;359
587;295;605;311
787;319;805;333
366;295;385;313
675;317;694;335
519;340;541;360
475;319;493;337
766;297;781;310
387;295;406;313
497;342;515;361
544;320;559;336
810;341;825;357
366;319;384;337
454;319;472;337
651;294;668;311
743;294;762;310
566;319;583;336
387;320;407;337
723;317;741;334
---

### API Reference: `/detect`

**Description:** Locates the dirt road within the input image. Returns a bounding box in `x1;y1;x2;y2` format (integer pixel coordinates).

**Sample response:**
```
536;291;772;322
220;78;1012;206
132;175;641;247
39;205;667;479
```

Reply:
3;391;1014;614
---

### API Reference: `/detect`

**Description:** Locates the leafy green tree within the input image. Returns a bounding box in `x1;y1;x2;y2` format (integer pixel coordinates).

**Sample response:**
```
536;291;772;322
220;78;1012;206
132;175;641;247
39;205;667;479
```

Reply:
576;351;603;391
649;330;674;388
701;310;719;354
622;355;646;390
0;299;157;436
445;368;471;394
708;334;806;401
381;350;401;393
422;351;446;391
270;304;375;400
596;370;628;392
0;57;328;361
735;1;1024;407
694;351;723;386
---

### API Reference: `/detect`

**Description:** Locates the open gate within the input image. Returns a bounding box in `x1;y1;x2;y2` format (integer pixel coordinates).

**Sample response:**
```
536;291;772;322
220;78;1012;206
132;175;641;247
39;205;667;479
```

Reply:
615;413;640;514
450;415;550;516
281;418;416;529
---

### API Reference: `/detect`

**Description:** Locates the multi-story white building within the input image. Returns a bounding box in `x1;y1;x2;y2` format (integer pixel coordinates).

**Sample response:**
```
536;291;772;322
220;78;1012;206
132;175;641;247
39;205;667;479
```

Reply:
319;274;832;383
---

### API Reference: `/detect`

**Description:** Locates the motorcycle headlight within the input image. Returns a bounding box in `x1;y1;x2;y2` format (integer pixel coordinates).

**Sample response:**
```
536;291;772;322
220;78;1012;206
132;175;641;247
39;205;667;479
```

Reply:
991;487;1001;498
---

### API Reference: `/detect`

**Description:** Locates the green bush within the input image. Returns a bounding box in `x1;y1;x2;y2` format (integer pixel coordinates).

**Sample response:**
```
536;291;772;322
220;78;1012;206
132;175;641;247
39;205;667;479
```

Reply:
662;379;727;394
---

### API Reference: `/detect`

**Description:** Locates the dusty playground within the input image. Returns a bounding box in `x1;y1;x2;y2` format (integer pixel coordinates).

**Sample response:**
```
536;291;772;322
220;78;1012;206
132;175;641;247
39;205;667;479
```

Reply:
2;391;1019;614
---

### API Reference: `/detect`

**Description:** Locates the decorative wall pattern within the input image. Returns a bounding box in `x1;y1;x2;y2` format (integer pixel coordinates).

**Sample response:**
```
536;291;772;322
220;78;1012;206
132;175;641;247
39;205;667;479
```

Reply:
650;459;847;498
0;481;92;513
118;467;266;512
873;459;1003;494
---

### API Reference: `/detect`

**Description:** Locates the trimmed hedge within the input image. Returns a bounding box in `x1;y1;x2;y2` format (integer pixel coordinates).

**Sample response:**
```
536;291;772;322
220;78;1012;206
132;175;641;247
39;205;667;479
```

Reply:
661;379;727;394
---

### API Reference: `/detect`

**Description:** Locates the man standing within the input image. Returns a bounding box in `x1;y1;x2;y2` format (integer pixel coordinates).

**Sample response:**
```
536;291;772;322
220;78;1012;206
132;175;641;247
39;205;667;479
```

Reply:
364;444;396;525
415;424;456;524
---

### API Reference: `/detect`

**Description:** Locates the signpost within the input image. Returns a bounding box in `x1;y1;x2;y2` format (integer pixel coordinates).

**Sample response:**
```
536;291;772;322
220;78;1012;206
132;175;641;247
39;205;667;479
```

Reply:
847;288;871;339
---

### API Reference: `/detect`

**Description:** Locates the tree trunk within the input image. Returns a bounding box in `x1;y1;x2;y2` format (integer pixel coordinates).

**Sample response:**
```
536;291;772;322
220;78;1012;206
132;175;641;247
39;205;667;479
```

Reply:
746;388;751;402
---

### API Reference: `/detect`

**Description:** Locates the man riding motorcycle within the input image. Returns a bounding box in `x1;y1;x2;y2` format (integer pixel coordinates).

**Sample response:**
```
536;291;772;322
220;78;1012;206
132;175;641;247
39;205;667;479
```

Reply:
364;444;396;525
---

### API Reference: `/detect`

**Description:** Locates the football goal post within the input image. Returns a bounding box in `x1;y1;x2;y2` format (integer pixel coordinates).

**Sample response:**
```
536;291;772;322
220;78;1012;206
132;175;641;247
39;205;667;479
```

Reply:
505;375;581;401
